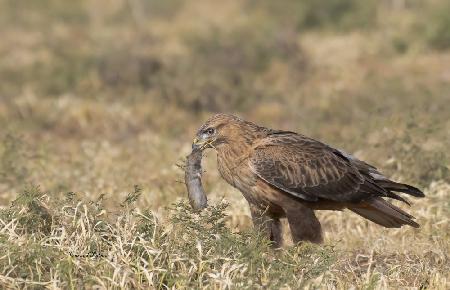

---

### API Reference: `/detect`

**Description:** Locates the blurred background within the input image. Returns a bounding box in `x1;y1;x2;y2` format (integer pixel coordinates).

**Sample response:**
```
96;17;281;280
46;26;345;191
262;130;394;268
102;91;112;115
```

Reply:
0;0;449;212
1;2;449;287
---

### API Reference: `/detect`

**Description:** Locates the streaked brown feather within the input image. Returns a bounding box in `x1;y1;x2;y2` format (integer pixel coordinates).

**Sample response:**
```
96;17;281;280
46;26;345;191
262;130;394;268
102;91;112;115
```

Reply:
249;131;375;202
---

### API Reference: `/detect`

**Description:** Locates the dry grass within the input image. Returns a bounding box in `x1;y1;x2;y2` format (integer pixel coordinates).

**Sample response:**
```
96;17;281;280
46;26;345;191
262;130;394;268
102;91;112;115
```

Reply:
0;0;449;288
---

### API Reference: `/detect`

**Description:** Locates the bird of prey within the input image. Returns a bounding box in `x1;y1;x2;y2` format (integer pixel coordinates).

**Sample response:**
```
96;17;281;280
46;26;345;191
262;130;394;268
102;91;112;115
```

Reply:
192;114;424;247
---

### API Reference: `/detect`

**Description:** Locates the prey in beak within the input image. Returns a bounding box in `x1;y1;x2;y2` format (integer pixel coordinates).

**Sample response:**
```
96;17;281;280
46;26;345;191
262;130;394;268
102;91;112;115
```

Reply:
192;127;217;150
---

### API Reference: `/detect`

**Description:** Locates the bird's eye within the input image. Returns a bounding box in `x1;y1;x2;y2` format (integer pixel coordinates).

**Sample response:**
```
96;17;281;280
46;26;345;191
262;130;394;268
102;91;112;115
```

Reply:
205;128;215;135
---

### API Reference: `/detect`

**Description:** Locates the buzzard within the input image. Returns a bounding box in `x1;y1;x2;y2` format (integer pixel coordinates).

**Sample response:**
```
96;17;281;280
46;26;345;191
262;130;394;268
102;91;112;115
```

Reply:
192;114;424;246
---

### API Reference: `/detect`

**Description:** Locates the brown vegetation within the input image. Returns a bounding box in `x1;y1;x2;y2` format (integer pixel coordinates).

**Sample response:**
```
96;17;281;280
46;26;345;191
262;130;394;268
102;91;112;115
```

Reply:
0;0;449;288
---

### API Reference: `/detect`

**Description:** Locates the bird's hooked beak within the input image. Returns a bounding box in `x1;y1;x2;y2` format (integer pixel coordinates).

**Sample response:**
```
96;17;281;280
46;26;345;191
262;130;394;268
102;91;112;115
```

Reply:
192;136;203;150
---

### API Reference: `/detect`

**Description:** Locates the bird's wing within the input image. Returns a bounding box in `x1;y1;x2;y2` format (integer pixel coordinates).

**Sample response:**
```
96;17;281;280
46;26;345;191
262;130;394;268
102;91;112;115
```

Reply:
249;131;387;202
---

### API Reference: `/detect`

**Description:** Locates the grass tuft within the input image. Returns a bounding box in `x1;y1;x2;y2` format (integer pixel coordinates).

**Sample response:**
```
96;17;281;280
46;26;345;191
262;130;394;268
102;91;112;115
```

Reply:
0;193;336;288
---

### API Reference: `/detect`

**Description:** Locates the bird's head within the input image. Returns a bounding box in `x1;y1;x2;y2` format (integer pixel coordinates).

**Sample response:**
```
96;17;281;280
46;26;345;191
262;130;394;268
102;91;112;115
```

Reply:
192;113;253;151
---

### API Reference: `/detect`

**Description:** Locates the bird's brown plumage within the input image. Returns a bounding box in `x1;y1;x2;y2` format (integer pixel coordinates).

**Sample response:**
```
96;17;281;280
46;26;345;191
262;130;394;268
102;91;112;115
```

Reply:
192;114;424;246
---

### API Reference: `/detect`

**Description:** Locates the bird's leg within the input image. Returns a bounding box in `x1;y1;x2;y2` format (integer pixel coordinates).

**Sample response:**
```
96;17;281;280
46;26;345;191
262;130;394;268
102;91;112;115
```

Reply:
285;205;323;244
249;204;283;248
269;218;283;248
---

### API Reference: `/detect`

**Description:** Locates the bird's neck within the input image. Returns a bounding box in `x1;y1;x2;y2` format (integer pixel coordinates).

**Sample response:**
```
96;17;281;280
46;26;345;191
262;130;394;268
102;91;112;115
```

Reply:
216;124;263;161
217;141;248;159
216;142;251;179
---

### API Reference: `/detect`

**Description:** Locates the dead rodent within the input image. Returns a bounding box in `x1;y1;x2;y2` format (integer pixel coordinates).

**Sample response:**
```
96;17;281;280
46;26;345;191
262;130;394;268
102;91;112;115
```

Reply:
184;149;208;210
